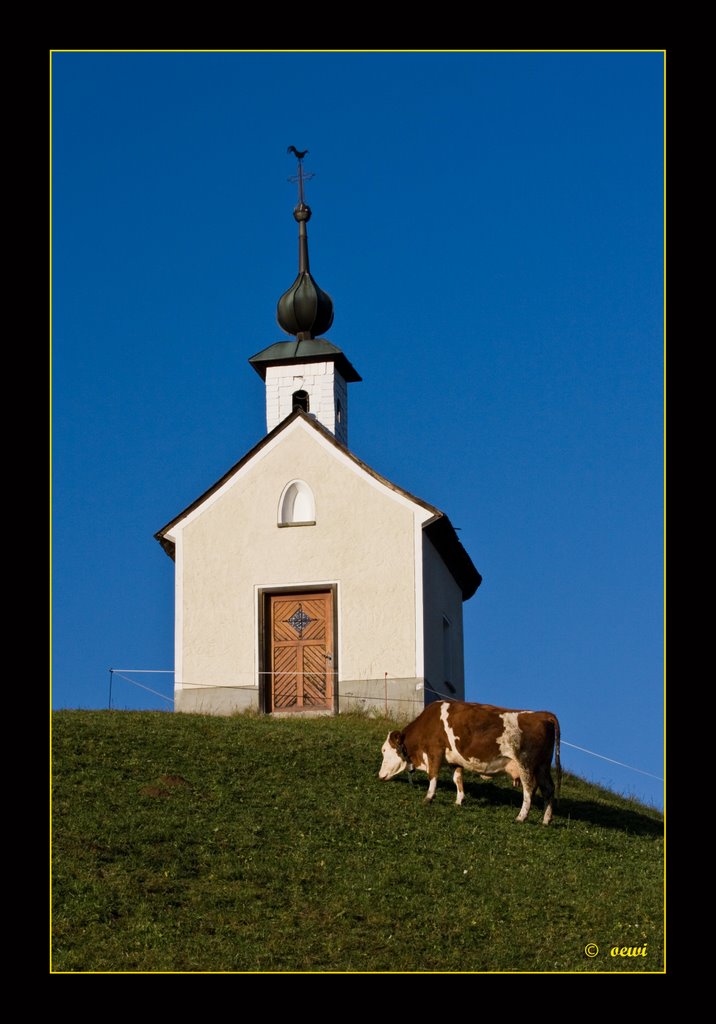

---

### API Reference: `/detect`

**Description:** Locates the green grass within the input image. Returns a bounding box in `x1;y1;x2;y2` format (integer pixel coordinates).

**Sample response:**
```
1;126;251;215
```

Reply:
52;710;664;973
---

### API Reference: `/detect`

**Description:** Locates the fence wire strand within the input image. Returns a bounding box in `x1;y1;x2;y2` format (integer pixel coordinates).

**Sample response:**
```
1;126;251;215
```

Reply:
110;672;174;705
107;669;662;781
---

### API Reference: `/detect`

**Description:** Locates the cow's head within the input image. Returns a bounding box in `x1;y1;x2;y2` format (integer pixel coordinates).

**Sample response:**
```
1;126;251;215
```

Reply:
378;730;408;780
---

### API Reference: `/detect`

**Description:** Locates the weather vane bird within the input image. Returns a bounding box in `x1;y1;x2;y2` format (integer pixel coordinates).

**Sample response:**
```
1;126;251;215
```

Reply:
287;145;314;205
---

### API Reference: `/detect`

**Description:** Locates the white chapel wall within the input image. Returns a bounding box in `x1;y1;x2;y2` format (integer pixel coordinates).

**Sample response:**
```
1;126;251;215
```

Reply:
175;421;425;712
422;533;466;703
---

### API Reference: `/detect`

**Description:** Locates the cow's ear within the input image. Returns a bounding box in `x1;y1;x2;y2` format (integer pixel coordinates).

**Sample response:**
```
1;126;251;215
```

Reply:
389;730;402;749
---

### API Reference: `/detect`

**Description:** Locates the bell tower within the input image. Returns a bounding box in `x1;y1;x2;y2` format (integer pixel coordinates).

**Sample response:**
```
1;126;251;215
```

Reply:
249;148;361;446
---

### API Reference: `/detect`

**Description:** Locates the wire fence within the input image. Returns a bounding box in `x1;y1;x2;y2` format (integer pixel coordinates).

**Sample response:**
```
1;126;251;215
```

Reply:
107;668;663;783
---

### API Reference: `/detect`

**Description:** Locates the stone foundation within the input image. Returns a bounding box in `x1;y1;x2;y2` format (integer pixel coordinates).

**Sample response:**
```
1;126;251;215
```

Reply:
174;677;426;719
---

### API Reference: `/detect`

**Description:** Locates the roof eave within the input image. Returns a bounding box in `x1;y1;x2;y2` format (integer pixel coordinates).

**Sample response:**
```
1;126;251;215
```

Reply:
248;338;362;383
423;514;482;601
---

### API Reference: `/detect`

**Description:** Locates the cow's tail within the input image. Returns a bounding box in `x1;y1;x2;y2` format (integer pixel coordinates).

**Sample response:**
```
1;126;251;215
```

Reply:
552;714;562;801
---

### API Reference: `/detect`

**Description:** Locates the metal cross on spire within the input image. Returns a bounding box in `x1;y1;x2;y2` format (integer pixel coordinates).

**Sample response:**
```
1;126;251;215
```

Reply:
287;145;315;205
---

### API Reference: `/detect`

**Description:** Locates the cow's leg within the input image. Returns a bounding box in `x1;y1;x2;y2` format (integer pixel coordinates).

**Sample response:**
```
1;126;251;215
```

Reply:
424;751;443;803
516;768;537;822
537;765;555;826
453;766;465;806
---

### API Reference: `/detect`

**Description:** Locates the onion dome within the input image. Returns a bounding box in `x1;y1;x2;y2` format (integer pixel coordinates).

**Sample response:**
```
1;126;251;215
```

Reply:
277;152;334;339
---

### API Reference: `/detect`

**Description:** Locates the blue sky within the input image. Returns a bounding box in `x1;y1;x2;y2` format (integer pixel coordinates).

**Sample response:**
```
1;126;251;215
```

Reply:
51;51;664;808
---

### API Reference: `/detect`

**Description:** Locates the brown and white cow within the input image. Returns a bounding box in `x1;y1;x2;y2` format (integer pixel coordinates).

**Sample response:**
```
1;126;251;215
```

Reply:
378;700;561;825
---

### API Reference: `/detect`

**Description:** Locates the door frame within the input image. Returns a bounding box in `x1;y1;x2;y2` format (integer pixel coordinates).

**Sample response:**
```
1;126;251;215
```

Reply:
258;584;339;714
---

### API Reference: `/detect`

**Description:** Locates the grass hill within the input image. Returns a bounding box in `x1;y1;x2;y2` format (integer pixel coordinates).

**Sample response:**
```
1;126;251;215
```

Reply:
52;710;664;973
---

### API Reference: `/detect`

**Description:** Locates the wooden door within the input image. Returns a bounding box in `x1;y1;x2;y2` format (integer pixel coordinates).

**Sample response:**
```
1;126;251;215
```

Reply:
269;592;334;712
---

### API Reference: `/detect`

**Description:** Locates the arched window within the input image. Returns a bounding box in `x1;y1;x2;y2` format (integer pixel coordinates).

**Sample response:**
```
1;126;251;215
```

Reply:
278;480;316;526
292;390;310;413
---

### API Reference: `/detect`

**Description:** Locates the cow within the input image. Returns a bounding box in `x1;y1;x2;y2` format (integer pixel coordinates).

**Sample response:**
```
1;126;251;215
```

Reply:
378;700;561;825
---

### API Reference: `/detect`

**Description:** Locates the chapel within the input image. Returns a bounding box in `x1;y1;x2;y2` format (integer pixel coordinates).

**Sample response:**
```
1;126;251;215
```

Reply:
155;154;481;716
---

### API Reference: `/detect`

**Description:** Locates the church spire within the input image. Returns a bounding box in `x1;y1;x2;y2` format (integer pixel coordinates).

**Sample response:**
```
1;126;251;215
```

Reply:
249;149;360;445
276;147;334;340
